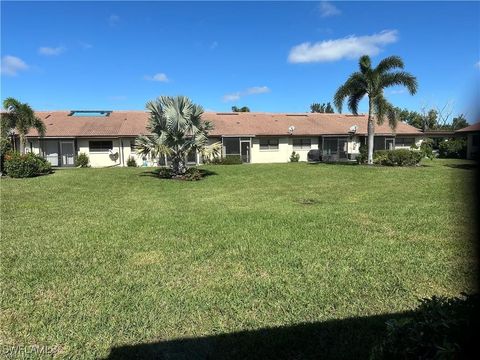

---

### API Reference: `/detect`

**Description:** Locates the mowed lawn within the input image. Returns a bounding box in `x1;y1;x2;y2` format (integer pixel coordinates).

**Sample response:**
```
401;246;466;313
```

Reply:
0;159;477;359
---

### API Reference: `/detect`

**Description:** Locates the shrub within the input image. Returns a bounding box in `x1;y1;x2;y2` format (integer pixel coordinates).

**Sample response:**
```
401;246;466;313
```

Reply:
356;143;368;164
289;151;300;162
210;155;242;165
4;151;52;178
75;152;90;167
35;155;52;175
438;138;467;158
373;149;422;166
156;167;204;181
371;293;478;359
418;138;435;160
126;156;137;167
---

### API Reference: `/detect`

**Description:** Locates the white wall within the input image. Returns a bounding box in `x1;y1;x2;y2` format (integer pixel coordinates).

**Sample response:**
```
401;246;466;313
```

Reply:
250;137;319;163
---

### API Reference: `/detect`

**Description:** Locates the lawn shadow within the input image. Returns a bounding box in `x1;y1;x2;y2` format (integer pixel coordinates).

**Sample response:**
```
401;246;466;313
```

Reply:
444;163;478;171
138;168;218;179
105;311;411;360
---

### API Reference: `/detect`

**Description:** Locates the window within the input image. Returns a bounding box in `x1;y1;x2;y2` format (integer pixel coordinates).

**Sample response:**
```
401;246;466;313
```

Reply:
89;141;113;152
259;138;279;150
130;140;136;152
395;137;415;147
69;110;111;117
323;138;338;154
293;138;311;150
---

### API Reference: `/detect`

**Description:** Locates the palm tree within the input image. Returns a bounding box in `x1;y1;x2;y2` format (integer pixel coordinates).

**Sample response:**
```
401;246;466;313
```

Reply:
135;95;220;176
334;55;418;164
1;97;46;149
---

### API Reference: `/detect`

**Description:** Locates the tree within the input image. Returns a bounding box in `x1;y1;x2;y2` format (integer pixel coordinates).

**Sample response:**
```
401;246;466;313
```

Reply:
135;96;219;176
232;106;250;112
1;98;46;175
310;102;335;113
451;114;469;130
334;55;418;164
1;97;46;149
395;107;437;131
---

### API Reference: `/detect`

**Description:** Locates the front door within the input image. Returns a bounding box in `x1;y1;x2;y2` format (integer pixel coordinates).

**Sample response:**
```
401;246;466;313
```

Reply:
241;141;250;163
44;141;59;166
60;141;75;166
338;138;348;159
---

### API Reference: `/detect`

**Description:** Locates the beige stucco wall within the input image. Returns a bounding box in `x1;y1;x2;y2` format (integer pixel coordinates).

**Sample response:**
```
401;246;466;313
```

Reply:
25;135;425;167
250;137;320;163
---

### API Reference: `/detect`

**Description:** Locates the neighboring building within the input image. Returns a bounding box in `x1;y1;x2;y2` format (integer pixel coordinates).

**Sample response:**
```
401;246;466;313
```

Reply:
456;122;480;160
22;110;424;167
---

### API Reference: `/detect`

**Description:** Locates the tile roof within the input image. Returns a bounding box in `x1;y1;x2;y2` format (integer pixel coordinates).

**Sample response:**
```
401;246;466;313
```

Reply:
25;111;422;138
456;122;480;133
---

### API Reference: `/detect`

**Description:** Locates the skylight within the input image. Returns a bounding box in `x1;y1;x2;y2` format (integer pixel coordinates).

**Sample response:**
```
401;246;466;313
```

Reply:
69;110;112;117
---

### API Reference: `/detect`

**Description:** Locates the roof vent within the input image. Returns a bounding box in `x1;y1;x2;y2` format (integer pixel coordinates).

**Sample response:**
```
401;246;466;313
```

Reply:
216;112;238;115
286;114;308;117
69;110;112;117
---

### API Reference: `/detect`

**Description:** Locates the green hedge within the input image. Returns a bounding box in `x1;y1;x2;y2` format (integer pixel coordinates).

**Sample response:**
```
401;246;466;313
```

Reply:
438;138;467;158
4;151;52;178
373;149;423;166
210;155;242;165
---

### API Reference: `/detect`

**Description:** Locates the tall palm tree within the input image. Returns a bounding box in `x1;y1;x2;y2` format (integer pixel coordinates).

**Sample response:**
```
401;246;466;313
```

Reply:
334;55;418;164
135;95;219;176
1;97;46;149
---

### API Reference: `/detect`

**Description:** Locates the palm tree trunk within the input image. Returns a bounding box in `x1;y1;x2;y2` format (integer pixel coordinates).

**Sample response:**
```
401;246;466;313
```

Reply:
171;150;187;176
367;98;375;165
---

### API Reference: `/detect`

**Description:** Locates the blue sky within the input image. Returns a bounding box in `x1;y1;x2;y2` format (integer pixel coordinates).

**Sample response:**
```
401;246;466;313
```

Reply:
1;1;479;121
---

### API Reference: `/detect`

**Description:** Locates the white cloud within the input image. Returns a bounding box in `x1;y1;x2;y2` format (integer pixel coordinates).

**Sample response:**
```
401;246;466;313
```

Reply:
223;93;241;102
223;86;271;102
144;73;169;82
38;46;66;56
108;14;120;27
246;86;270;95
80;42;93;50
475;60;480;69
318;1;341;17
288;30;399;63
210;41;218;50
1;55;28;76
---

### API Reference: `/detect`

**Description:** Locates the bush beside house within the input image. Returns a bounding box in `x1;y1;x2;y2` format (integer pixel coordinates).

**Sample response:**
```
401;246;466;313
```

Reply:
373;149;423;166
75;152;90;167
210;155;242;165
4;152;52;178
438;138;467;158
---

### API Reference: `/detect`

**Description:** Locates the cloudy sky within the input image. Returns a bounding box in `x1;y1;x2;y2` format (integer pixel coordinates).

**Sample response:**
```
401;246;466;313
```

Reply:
1;1;479;120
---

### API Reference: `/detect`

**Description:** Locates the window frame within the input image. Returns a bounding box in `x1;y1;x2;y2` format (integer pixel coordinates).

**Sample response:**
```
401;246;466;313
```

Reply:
259;138;279;151
89;140;113;153
395;137;415;147
293;138;312;150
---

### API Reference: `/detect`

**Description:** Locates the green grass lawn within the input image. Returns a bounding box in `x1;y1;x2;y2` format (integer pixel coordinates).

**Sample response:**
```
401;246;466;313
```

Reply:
0;159;477;359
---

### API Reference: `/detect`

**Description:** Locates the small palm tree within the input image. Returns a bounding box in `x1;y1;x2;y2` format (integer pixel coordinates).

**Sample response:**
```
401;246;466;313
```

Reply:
1;97;46;149
334;55;418;164
135;96;219;176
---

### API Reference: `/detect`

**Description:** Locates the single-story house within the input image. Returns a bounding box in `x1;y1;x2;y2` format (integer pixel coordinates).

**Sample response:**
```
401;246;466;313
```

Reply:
456;122;480;160
19;110;424;167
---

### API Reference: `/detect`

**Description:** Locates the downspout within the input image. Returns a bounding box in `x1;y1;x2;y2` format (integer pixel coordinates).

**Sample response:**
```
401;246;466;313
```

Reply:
120;139;125;167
